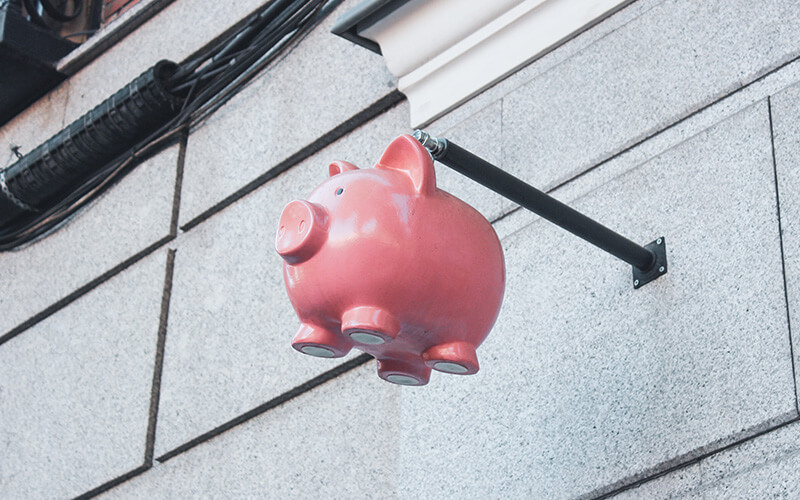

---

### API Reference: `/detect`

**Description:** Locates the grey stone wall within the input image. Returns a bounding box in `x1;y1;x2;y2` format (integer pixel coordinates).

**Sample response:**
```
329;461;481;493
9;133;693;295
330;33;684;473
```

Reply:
2;0;800;498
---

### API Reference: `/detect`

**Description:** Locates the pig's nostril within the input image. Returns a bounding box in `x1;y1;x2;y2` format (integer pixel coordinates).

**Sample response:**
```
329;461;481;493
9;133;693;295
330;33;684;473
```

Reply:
275;200;328;263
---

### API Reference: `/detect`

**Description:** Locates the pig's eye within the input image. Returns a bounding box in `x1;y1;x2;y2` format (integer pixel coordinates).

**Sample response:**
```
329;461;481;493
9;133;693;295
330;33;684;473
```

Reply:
335;187;344;196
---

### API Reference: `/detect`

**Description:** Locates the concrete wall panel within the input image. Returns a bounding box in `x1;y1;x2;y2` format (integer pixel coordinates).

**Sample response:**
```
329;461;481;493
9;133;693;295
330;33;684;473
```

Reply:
771;80;800;409
0;145;179;335
611;420;800;499
396;101;796;499
103;363;400;499
501;0;800;194
0;251;167;499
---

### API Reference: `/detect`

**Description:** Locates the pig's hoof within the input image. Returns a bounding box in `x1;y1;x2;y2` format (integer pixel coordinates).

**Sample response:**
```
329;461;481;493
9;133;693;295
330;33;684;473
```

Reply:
292;323;351;358
341;306;400;346
422;341;479;375
376;358;430;386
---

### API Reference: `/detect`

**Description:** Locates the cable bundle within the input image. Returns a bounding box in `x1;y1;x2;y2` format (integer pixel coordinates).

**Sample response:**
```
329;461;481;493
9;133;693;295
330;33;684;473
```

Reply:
168;0;342;126
0;60;184;249
0;0;341;250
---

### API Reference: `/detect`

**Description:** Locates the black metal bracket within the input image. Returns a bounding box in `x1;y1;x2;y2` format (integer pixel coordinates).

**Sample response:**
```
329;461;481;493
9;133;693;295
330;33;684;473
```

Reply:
632;237;667;289
413;129;668;289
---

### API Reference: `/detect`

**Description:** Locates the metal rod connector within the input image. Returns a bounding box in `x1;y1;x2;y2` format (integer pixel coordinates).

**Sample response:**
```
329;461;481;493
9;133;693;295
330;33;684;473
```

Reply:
413;129;445;158
413;129;666;287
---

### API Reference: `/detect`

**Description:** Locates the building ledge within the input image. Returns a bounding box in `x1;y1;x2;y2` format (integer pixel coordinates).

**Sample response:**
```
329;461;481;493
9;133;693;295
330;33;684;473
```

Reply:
334;0;631;126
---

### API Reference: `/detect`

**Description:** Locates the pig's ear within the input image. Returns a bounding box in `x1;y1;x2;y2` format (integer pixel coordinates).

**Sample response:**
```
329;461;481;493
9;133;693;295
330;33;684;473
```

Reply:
329;161;359;177
375;134;436;195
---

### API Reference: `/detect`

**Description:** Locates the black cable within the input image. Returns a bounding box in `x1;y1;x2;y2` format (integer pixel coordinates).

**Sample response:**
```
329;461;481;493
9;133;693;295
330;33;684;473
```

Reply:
0;0;342;250
172;0;319;91
189;0;334;125
171;0;299;82
22;0;48;27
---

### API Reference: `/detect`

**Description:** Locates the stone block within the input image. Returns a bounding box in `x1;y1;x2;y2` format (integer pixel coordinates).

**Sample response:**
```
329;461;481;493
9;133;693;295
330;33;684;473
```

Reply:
395;101;796;499
0;250;168;499
155;103;407;457
426;0;664;134
771;80;800;408
697;421;800;498
178;0;396;224
609;420;800;498
101;362;400;499
502;0;800;193
0;145;179;335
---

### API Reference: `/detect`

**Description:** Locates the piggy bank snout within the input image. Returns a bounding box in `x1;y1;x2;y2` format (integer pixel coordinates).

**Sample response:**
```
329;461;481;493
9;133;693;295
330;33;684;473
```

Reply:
276;200;328;264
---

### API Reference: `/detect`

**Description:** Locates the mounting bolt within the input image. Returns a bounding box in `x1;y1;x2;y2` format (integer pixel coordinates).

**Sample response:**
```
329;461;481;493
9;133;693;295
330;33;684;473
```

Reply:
632;237;667;289
413;129;446;157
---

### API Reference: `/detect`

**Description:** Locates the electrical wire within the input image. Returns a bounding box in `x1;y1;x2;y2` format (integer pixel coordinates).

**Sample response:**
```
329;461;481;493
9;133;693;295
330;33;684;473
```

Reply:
0;0;343;250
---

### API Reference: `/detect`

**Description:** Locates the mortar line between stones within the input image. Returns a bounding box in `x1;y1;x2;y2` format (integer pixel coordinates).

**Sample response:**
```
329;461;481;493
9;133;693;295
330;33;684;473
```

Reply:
144;248;176;466
70;465;150;500
577;94;800;499
486;97;522;229
500;95;505;183
0;235;174;346
768;95;800;416
587;413;800;499
155;353;373;463
548;53;800;197
169;129;189;237
180;91;406;233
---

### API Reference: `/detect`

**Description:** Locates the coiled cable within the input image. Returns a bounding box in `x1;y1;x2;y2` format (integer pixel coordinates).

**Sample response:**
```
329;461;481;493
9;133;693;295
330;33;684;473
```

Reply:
0;0;341;250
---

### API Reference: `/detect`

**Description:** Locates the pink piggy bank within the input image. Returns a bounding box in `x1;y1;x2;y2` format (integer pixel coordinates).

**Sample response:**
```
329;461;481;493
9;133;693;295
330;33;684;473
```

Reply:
275;134;505;385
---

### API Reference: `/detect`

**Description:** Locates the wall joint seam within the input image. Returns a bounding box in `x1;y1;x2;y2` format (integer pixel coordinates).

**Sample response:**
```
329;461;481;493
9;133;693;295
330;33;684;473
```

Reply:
155;353;374;463
179;90;406;233
0;235;175;346
767;95;800;416
144;248;177;466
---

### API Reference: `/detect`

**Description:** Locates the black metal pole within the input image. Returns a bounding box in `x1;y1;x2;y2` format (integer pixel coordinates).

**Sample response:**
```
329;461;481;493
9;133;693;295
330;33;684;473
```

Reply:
413;130;658;273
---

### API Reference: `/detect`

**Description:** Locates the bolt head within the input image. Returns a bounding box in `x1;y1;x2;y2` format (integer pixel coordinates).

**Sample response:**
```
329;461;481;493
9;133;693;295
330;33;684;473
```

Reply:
659;266;665;273
656;238;663;245
634;279;640;286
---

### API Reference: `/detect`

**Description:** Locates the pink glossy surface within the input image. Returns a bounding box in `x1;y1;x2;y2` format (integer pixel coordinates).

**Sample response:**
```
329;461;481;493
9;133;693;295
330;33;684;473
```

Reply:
276;134;505;385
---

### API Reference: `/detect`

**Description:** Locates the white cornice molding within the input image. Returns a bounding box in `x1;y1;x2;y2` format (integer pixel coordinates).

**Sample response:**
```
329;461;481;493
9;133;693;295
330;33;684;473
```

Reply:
360;0;629;126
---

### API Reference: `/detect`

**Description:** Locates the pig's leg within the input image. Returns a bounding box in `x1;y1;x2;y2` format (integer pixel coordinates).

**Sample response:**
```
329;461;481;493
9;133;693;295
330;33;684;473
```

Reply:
376;358;431;386
341;306;400;346
292;323;352;358
422;341;479;375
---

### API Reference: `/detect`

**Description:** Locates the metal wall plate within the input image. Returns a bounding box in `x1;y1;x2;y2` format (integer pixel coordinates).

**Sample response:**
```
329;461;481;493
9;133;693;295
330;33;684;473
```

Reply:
632;237;667;289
